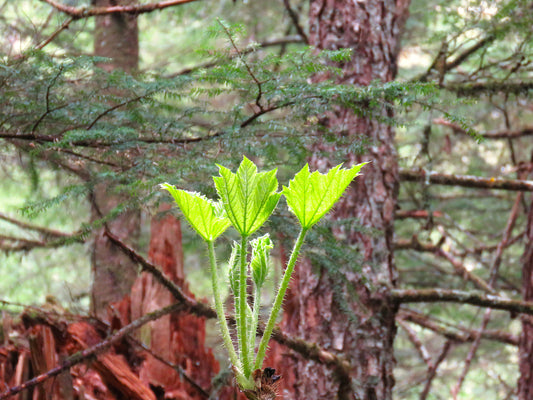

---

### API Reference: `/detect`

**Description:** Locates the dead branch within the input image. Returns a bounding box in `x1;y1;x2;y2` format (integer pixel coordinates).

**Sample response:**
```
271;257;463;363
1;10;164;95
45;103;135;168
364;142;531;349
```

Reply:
105;230;351;375
434;118;533;139
419;341;453;400
282;0;309;44
392;288;533;316
398;308;518;346
400;168;533;191
0;302;184;400
0;212;73;238
444;81;533;96
394;235;444;252
397;319;433;368
395;210;444;219
39;0;200;18
436;248;495;293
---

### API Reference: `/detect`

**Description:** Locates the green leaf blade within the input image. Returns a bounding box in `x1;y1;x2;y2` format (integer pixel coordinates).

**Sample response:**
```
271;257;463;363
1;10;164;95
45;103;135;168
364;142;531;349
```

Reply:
282;162;367;229
161;183;230;241
214;157;280;236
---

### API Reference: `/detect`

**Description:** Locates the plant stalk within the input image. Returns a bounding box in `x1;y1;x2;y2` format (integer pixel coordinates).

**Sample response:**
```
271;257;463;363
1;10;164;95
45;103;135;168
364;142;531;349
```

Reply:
207;240;242;376
248;283;262;369
238;235;252;377
254;227;308;370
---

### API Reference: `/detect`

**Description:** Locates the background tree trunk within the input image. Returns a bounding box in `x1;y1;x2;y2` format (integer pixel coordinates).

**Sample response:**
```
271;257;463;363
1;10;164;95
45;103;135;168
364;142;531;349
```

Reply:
90;0;140;317
269;1;410;399
518;172;533;400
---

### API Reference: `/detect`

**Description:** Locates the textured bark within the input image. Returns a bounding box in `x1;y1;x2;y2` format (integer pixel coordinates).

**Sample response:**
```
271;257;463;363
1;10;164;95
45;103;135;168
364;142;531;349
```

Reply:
90;0;140;318
519;195;533;399
94;0;139;73
268;1;409;399
131;206;225;399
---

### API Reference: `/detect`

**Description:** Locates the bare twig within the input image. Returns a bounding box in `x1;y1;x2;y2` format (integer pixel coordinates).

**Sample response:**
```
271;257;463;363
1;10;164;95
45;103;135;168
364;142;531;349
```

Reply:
392;288;533;316
0;212;72;238
451;192;522;397
35;17;75;50
105;231;351;375
419;341;453;400
39;0;200;18
434;118;533;139
400;169;533;191
398;319;433;368
282;0;309;44
399;308;518;346
0;302;184;399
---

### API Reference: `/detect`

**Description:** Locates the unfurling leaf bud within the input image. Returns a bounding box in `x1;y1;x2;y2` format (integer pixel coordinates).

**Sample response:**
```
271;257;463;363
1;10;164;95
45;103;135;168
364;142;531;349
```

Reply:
228;241;241;294
250;234;273;288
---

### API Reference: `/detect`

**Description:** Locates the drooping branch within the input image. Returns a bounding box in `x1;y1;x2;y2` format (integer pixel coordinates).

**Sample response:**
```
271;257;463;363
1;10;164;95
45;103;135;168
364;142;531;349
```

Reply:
39;0;201;19
400;169;533;191
392;288;533;316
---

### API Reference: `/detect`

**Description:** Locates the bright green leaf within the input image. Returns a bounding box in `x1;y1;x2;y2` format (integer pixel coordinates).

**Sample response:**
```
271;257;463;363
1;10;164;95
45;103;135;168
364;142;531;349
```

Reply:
213;157;281;236
282;162;367;229
161;183;230;241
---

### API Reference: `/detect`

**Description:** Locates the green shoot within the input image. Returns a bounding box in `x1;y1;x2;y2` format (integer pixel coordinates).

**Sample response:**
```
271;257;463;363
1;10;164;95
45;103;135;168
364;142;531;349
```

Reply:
161;157;365;396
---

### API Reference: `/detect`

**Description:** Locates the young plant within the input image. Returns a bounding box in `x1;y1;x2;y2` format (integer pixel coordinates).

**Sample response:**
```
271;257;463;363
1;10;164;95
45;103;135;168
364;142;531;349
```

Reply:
161;157;365;399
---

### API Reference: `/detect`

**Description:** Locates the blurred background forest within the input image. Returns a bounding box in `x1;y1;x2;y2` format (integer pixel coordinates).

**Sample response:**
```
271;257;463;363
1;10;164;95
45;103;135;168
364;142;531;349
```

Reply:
0;0;532;399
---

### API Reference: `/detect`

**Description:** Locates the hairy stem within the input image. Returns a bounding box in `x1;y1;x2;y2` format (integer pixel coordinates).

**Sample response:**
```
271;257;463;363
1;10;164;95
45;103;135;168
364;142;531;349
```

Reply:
248;283;262;369
255;227;308;370
207;240;242;375
238;235;251;377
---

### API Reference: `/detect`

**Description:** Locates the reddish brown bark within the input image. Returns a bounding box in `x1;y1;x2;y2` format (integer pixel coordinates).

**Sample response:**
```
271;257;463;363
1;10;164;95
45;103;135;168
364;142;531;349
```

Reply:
130;206;225;399
519;195;533;399
267;1;409;399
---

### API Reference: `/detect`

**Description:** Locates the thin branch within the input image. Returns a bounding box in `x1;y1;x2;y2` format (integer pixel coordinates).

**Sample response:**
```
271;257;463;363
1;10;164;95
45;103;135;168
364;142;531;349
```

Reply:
392;288;533;316
128;337;209;398
0;302;185;400
0;212;72;238
399;308;518;346
395;210;444;219
397;319;433;368
444;81;533;96
282;0;309;44
167;35;304;77
35;17;75;50
434;118;533;139
400;168;533;191
39;0;201;18
394;235;444;252
105;230;351;375
419;341;453;400
451;308;491;399
436;248;494;293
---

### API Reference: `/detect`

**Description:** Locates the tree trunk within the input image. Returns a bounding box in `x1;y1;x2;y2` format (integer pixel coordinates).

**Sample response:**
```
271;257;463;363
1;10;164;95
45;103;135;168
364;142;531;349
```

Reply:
90;0;140;318
269;1;409;399
518;186;533;399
